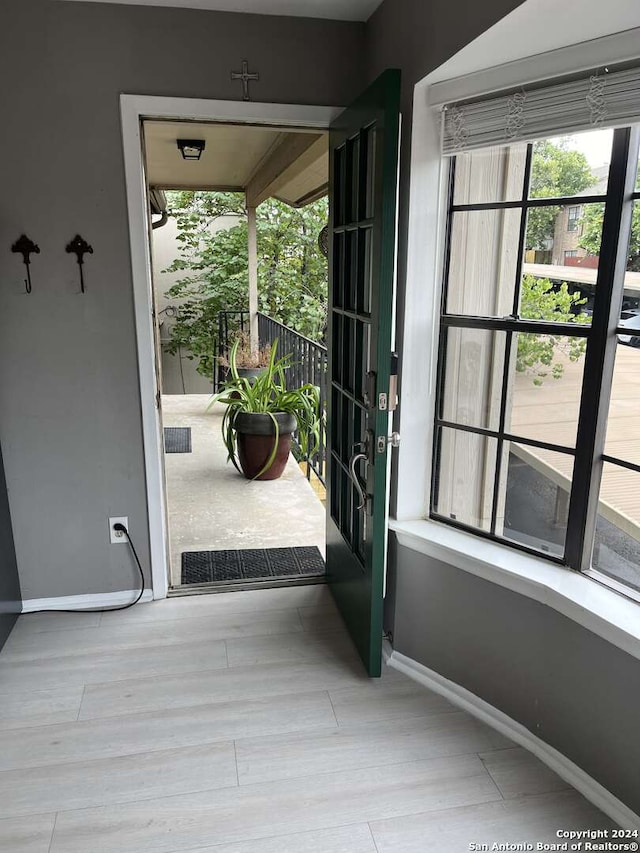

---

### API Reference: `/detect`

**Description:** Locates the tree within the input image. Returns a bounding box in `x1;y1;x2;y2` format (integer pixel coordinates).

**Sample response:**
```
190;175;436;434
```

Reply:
517;274;589;385
579;202;640;272
160;191;328;380
252;199;328;338
526;140;593;250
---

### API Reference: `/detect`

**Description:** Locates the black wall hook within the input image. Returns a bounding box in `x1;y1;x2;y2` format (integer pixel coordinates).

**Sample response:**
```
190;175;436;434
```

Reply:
66;235;93;293
11;235;40;294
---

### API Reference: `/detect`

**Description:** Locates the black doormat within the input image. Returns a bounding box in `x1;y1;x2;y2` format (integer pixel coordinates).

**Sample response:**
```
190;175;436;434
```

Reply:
181;546;325;585
164;427;192;454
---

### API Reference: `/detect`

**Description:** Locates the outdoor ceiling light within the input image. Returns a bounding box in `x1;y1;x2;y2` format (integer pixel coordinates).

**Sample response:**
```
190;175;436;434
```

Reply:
177;139;205;161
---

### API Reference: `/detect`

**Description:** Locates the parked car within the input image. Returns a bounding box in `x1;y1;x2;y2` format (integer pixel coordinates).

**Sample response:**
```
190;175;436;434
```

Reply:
617;309;640;347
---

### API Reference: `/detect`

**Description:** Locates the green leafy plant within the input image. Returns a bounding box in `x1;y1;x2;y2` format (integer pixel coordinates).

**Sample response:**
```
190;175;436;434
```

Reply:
209;337;321;479
517;274;589;385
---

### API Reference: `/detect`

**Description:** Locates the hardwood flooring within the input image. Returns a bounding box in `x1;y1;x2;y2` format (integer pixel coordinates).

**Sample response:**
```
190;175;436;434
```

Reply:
0;585;614;852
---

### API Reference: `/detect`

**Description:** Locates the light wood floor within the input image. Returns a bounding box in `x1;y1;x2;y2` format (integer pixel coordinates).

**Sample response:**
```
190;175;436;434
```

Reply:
0;586;613;852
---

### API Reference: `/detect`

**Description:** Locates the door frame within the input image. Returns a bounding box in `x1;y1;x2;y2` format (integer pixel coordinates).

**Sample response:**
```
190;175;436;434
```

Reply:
120;94;341;599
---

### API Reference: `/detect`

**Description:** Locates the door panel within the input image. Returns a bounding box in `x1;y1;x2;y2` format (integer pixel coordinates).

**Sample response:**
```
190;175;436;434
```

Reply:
326;70;401;677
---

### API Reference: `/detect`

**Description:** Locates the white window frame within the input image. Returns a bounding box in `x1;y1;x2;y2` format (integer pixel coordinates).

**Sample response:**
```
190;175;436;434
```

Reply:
392;25;640;662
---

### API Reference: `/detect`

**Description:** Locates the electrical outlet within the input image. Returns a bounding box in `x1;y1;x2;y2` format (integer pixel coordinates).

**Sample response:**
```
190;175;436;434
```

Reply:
109;516;129;544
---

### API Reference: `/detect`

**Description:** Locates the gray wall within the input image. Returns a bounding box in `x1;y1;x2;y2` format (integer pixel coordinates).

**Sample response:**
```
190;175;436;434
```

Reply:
0;0;365;600
159;347;213;396
391;539;640;814
366;0;526;92
0;447;20;649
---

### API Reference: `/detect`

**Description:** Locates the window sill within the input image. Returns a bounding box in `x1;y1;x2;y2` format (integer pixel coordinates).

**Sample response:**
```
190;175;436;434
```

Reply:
389;517;640;662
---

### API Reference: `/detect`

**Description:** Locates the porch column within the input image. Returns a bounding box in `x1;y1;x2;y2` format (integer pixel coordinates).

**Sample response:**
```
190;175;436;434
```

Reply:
247;201;259;353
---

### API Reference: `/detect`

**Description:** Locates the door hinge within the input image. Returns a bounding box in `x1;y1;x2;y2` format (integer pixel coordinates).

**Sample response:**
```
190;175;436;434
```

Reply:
155;389;161;409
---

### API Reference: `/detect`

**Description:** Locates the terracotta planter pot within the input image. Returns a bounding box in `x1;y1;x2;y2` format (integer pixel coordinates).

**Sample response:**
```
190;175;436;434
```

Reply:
233;412;297;481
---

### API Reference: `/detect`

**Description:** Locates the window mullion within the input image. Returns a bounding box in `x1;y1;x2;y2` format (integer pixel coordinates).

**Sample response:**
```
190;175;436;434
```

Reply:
489;331;510;535
430;159;455;517
564;126;640;571
511;145;533;318
491;149;532;535
441;315;591;337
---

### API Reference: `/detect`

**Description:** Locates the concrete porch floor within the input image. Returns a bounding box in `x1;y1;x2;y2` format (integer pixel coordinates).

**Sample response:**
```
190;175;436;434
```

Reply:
162;395;326;588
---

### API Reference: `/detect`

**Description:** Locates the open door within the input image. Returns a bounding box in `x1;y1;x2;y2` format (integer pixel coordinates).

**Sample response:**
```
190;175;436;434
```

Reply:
326;69;401;677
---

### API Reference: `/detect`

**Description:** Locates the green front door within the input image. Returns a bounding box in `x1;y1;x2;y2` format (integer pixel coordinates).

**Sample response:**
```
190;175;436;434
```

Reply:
326;70;401;677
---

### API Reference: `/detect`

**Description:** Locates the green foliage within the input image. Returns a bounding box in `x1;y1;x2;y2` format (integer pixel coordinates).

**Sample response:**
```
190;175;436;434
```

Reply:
517;274;589;385
255;200;328;340
526;140;593;250
164;206;250;379
579;201;640;272
210;338;321;479
167;189;248;227
160;191;328;379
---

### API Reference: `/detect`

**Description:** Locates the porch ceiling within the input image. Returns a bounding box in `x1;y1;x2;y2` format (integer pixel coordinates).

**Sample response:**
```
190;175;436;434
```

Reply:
144;120;327;208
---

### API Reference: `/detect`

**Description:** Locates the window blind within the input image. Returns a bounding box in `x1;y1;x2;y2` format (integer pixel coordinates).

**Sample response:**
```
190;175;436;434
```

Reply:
442;65;640;155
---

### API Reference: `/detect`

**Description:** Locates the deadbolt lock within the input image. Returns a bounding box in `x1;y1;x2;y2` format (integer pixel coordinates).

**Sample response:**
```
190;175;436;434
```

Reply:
376;432;401;453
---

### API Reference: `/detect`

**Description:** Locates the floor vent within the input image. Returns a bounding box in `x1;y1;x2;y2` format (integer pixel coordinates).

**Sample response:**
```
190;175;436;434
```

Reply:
164;427;192;454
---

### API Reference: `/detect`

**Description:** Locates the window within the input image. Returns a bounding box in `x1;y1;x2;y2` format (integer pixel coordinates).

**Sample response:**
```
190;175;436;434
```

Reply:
567;205;581;231
431;127;640;596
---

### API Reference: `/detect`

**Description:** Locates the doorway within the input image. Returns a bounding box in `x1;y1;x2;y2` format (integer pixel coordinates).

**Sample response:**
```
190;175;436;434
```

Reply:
144;117;331;592
121;97;340;600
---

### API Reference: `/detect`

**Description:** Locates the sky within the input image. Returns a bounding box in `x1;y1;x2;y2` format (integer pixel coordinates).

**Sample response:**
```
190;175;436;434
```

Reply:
551;128;614;168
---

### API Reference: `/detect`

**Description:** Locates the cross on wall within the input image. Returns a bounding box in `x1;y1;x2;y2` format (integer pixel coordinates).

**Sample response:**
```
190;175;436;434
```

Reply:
231;60;259;101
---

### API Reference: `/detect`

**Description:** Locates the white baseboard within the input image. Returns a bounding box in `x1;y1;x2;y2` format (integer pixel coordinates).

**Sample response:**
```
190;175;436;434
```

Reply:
384;645;640;830
21;589;154;613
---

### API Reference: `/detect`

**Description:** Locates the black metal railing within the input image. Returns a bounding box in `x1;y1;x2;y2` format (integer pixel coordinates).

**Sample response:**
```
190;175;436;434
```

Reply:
258;312;327;485
216;310;249;391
